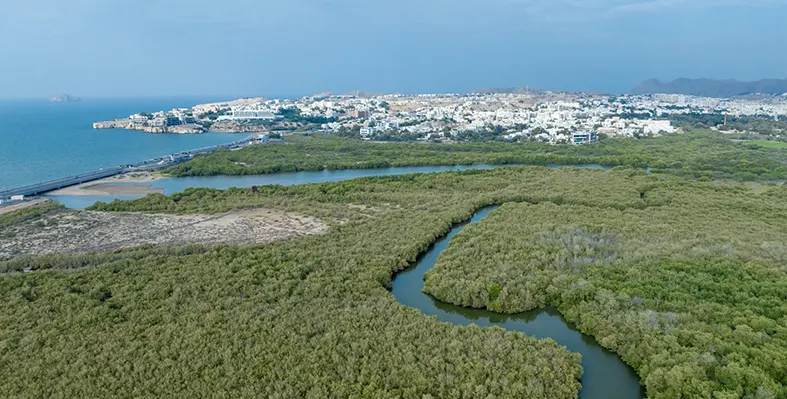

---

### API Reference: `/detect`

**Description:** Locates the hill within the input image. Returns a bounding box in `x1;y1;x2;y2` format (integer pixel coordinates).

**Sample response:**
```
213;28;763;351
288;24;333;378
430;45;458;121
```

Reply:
630;78;787;97
471;87;543;95
346;90;384;98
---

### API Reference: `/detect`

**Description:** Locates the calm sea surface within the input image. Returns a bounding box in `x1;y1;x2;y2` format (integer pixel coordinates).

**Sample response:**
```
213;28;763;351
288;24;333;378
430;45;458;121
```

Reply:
0;97;251;190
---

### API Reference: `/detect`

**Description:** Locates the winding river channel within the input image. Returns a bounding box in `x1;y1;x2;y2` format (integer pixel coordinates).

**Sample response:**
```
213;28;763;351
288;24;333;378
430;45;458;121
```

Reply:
391;206;644;399
46;163;644;396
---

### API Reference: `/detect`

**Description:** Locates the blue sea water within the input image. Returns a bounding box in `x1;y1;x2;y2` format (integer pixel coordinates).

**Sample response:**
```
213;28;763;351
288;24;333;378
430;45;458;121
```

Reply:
0;97;252;190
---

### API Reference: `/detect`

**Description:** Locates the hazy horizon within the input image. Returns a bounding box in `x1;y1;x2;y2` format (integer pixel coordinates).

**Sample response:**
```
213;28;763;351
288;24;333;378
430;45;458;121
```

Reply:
2;0;786;99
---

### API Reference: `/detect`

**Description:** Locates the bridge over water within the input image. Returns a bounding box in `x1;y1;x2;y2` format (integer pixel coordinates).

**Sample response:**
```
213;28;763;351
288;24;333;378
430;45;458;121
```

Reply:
0;136;258;200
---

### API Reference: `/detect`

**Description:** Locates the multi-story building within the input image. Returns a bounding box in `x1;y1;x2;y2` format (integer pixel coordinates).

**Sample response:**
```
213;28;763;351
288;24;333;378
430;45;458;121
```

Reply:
350;109;370;119
572;131;598;145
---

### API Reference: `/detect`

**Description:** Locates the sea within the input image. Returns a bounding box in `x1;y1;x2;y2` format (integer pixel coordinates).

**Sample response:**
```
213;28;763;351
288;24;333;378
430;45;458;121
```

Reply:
1;98;615;207
0;97;253;190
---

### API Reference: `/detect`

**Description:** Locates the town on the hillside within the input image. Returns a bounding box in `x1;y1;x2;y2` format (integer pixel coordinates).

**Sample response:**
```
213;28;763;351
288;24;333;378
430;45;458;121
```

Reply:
94;91;787;144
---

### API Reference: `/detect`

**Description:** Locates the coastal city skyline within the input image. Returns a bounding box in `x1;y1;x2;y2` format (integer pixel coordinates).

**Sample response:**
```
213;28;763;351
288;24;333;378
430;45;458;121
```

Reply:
1;0;786;98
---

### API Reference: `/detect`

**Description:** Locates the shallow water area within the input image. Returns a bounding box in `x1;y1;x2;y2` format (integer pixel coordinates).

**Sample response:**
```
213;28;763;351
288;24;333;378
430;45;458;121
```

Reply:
48;164;611;208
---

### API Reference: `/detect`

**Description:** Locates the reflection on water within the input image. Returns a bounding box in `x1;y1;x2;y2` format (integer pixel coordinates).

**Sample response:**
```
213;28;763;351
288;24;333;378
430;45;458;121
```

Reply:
391;206;644;399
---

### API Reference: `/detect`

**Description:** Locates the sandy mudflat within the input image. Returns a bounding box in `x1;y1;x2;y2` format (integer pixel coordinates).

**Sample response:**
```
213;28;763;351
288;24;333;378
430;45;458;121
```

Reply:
0;208;327;260
48;172;167;196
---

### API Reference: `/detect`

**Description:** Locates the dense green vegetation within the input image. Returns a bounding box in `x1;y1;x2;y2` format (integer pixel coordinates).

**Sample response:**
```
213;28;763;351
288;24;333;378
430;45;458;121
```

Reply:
0;201;61;229
4;167;787;397
746;141;787;149
277;107;338;125
716;115;787;139
425;182;787;398
6;167;639;399
163;131;787;181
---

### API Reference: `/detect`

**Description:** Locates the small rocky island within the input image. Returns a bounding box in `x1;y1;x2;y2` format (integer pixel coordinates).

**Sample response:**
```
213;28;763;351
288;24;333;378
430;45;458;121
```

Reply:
50;94;80;103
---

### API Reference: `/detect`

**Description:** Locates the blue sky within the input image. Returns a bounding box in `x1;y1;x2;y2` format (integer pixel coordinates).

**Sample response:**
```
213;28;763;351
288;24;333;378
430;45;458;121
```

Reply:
1;0;785;98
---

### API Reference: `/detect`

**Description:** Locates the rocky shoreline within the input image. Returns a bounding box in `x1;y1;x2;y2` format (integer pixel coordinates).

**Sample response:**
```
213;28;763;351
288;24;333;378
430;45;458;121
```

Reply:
93;119;276;134
93;120;207;134
92;97;277;134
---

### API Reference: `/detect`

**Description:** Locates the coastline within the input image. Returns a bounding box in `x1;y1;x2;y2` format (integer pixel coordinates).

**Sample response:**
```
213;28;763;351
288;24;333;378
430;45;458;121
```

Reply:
94;119;270;134
92;97;271;134
93;120;208;134
47;172;166;196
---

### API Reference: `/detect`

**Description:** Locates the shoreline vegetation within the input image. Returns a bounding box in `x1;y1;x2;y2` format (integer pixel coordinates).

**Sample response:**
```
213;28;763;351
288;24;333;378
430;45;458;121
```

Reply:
425;197;787;397
163;130;787;182
393;205;643;398
4;168;609;398
2;132;787;397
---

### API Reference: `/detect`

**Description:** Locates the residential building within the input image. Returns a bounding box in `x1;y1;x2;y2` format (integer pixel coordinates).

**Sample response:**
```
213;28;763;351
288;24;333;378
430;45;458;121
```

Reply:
350;109;370;119
572;131;598;145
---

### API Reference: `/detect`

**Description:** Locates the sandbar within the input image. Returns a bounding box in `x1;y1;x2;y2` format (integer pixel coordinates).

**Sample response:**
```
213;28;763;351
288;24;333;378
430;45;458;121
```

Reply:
48;172;167;196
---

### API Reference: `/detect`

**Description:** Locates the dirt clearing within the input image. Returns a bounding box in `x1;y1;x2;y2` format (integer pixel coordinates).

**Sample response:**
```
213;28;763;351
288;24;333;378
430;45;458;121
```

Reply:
0;208;326;259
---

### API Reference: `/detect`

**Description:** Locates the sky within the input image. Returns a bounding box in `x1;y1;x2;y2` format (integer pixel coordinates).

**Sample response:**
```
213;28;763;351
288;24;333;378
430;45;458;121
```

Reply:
1;0;786;98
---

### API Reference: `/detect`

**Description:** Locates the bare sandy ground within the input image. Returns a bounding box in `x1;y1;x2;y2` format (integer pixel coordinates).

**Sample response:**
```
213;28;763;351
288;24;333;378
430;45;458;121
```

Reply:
48;172;166;196
0;208;326;259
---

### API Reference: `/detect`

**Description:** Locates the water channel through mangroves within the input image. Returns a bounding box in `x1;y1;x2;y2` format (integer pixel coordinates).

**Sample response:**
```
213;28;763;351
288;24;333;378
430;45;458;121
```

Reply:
391;206;645;399
44;163;643;396
47;164;611;208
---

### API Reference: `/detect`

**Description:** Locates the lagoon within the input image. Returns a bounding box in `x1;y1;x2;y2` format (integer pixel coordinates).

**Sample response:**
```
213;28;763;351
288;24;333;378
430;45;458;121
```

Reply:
48;164;611;208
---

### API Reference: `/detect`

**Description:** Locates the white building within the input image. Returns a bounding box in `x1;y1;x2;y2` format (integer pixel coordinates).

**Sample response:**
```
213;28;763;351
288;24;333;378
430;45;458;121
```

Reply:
129;114;148;124
229;105;277;121
360;127;374;137
641;120;676;134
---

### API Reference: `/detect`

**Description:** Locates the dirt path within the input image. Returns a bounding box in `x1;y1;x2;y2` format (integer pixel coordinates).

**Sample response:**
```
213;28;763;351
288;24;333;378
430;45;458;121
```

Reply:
0;208;326;259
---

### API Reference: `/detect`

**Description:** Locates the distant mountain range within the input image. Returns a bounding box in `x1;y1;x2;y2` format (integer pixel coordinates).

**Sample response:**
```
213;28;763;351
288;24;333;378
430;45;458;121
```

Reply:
630;78;787;97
